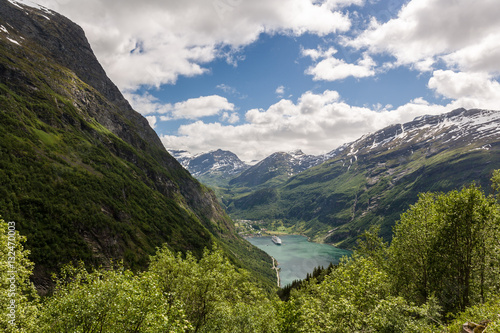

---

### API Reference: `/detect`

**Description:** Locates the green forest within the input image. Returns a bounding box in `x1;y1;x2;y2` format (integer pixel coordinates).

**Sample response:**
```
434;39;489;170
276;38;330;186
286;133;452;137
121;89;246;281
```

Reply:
2;172;500;332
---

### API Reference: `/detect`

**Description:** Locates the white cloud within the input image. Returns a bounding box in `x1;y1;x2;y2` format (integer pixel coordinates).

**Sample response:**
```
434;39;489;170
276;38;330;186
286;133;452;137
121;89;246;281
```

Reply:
304;52;376;81
172;95;234;119
346;0;500;73
301;46;337;61
428;70;500;109
221;112;240;124
125;93;234;120
160;90;449;162
123;92;172;116
275;85;285;97
442;33;500;74
145;115;157;129
25;0;355;91
322;0;366;9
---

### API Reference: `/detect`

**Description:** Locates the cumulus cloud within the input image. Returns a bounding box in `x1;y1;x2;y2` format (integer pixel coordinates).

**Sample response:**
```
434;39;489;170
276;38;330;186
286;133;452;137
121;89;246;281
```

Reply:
160;90;449;161
428;70;500;109
171;95;234;119
125;93;234;120
26;0;354;91
442;33;500;74
303;50;376;81
346;0;500;72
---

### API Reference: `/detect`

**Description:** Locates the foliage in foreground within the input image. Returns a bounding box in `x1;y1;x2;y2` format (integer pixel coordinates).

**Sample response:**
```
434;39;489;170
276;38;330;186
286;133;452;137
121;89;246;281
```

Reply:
36;246;278;333
389;184;500;314
2;174;500;332
286;254;441;332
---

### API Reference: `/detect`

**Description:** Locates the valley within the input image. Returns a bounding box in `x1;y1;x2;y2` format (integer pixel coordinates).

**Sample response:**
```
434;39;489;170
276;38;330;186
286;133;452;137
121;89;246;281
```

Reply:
1;0;500;332
176;108;500;248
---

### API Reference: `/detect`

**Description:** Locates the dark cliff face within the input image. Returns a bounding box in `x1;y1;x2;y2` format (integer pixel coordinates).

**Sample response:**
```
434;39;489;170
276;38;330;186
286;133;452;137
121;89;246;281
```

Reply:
0;0;274;291
1;1;131;111
0;0;176;166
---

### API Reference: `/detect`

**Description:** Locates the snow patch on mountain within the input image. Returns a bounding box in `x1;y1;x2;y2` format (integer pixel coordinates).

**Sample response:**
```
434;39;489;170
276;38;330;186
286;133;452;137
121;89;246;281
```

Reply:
331;109;500;158
169;149;249;177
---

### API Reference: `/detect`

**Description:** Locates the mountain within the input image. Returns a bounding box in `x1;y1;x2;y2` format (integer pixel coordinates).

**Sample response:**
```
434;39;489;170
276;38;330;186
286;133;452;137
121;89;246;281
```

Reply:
224;108;500;248
169;149;249;188
169;148;331;190
0;0;274;291
172;149;249;177
229;150;327;188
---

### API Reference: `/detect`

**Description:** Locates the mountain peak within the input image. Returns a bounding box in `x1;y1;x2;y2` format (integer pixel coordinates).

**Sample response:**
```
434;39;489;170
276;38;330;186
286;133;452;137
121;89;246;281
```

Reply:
288;149;305;156
169;149;249;177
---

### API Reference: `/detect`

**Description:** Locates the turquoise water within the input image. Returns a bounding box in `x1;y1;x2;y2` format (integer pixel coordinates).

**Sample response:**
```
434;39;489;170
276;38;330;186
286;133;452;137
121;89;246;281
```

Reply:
246;235;351;287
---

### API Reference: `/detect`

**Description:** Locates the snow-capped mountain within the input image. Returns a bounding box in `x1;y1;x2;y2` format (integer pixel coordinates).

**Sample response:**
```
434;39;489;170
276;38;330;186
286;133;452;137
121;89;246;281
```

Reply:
171;108;500;191
324;108;500;169
224;108;500;248
169;149;249;178
228;149;328;188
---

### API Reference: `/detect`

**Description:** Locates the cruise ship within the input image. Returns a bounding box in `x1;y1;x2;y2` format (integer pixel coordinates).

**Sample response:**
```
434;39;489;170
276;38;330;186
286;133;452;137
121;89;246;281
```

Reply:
272;235;282;245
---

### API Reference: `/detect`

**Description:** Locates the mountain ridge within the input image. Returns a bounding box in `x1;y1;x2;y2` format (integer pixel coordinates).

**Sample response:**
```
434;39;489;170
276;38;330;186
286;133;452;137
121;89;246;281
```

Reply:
211;108;500;247
228;149;328;188
169;148;249;177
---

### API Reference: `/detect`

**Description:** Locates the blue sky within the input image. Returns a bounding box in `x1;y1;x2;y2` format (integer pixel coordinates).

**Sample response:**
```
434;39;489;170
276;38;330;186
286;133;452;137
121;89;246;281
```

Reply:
18;0;500;161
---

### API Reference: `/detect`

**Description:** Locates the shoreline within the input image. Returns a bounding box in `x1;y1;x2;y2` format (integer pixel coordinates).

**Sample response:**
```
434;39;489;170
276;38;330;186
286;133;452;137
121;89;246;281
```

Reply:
246;234;351;288
244;233;344;249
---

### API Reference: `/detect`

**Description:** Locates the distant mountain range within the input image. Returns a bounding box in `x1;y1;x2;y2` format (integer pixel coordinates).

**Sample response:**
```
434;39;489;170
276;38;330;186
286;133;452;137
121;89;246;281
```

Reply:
228;150;329;188
172;108;500;248
169;148;333;188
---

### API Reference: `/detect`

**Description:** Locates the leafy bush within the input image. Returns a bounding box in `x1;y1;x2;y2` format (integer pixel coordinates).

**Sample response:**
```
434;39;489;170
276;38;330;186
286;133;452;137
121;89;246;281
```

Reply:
289;254;440;332
36;263;190;333
446;296;500;333
389;185;500;314
0;218;39;333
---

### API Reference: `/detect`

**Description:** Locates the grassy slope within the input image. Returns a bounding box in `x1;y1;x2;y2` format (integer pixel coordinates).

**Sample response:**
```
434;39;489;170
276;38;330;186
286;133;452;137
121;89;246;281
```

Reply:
0;22;275;290
222;136;500;248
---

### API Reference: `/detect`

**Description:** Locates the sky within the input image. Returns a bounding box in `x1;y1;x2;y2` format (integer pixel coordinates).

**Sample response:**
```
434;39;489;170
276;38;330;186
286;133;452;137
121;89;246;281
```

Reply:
16;0;500;162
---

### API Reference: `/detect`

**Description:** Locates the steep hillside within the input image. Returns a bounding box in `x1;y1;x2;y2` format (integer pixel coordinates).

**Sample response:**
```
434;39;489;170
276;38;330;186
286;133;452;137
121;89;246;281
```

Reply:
224;108;500;248
0;0;274;290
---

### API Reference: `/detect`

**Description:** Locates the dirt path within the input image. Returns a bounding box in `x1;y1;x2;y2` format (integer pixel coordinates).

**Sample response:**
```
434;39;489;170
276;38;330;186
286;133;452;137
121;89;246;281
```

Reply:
271;257;280;287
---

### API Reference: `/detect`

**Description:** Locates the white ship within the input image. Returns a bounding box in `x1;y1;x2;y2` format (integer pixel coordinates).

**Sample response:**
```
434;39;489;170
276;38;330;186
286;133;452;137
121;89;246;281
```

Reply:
272;235;282;245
